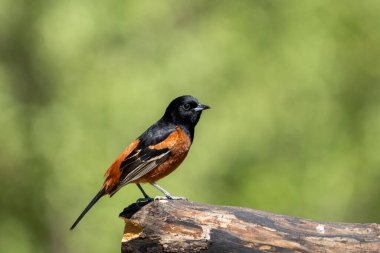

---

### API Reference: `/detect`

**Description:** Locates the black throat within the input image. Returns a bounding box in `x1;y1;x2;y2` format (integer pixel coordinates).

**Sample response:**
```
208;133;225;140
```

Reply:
179;123;194;142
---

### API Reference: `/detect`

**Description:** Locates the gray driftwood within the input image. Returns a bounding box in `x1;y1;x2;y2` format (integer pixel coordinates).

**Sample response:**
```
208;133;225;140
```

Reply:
119;200;380;253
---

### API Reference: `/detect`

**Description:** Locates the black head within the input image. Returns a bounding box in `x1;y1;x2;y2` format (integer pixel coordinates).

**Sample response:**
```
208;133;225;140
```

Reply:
162;95;210;127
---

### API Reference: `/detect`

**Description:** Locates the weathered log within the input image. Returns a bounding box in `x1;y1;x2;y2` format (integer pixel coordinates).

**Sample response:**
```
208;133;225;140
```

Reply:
120;200;380;253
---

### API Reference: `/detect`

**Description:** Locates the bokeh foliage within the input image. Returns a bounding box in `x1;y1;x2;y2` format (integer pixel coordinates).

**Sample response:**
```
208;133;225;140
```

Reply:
1;1;380;252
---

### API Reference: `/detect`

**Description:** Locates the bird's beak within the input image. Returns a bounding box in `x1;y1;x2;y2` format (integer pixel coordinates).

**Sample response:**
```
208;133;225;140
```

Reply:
194;104;211;112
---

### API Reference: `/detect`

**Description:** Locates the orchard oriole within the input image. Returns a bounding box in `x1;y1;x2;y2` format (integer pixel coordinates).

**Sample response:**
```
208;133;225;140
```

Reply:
70;95;209;230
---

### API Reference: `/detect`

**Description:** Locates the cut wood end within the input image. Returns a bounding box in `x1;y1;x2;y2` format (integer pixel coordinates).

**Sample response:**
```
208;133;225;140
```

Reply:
122;218;143;243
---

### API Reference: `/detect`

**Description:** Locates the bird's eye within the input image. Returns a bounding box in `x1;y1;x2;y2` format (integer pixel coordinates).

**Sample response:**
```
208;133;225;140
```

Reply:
183;103;191;110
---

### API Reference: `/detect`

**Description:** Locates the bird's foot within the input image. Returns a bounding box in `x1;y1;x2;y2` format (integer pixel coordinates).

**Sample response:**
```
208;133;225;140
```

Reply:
154;195;187;201
168;195;187;200
153;196;167;201
137;197;153;204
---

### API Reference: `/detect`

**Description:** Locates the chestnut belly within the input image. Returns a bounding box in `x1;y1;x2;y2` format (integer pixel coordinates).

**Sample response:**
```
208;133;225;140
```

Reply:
136;150;189;183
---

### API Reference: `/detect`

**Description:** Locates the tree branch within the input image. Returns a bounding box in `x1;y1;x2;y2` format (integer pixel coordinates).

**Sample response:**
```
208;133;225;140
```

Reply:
119;200;380;253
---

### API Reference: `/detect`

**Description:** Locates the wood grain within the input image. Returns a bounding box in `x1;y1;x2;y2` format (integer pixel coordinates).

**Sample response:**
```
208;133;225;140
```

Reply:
120;200;380;253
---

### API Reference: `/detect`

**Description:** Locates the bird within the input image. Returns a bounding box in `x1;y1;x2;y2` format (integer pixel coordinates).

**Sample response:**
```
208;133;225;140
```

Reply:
70;95;210;230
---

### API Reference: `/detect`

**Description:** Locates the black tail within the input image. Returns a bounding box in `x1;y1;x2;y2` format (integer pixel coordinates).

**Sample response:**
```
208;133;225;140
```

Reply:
70;188;106;230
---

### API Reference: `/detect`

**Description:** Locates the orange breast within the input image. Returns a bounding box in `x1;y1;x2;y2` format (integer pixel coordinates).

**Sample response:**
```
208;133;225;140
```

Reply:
137;126;192;183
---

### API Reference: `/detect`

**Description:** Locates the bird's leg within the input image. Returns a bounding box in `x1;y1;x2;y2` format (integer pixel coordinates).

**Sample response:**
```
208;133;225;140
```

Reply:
150;182;187;200
136;183;153;202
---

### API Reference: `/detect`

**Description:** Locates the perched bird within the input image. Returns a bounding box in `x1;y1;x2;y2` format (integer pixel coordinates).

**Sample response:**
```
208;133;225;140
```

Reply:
70;95;210;230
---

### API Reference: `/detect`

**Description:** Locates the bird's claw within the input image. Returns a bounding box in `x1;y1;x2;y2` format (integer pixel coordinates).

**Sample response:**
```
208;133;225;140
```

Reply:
137;197;153;204
153;195;187;201
153;196;167;201
169;196;187;200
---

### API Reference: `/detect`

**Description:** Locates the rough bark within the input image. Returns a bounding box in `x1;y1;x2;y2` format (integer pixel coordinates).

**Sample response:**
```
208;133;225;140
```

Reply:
119;200;380;253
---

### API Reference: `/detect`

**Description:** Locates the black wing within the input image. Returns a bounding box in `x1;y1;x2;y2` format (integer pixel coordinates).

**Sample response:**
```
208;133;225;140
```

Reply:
109;120;176;195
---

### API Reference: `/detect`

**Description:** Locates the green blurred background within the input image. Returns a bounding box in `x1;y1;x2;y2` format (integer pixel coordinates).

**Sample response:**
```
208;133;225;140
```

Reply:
1;0;380;252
